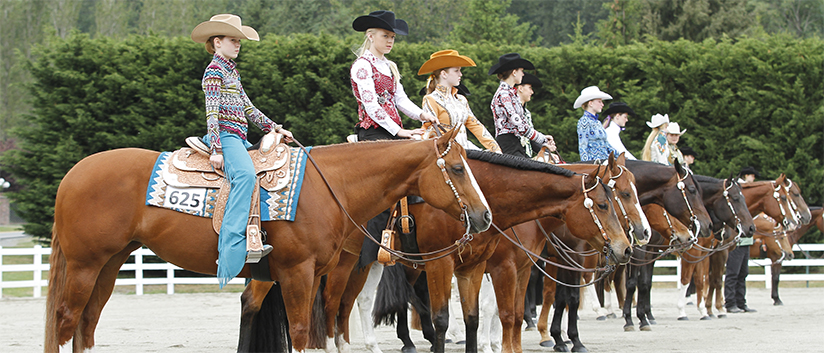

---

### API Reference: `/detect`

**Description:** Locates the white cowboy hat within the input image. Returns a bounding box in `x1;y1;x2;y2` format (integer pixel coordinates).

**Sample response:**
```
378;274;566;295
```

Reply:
191;14;260;43
573;86;612;109
646;113;669;128
665;122;686;135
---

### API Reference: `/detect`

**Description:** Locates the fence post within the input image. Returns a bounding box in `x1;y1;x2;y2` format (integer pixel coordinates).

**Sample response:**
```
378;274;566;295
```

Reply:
676;259;682;289
167;266;175;295
0;245;4;298
34;245;42;298
764;263;771;289
135;251;143;295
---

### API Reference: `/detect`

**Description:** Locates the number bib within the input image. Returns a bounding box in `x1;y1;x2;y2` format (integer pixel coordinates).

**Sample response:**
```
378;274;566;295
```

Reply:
162;186;207;214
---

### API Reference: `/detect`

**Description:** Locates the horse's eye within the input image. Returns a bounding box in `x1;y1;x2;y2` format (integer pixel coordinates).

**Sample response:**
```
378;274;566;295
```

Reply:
451;165;464;174
621;192;631;199
780;196;787;201
732;196;740;202
688;186;696;193
598;203;608;210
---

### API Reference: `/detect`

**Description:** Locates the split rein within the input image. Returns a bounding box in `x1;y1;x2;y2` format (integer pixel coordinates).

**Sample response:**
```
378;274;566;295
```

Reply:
291;132;474;266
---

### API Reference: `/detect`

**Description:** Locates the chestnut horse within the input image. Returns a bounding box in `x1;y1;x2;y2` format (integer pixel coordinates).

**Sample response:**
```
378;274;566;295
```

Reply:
535;159;713;345
44;130;492;353
239;151;631;353
700;175;803;318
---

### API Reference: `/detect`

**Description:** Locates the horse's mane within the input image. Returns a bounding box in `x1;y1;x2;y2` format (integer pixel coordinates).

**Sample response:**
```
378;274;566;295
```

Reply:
466;150;575;176
693;174;723;184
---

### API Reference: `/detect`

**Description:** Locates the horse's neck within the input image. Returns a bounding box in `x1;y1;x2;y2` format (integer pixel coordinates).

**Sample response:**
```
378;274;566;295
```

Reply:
742;183;771;216
471;162;582;230
634;171;675;205
310;142;426;223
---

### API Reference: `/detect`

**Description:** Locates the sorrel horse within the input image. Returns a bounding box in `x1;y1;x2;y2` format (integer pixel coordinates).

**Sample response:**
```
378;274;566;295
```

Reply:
535;160;713;346
44;130;492;353
699;175;803;318
479;154;646;353
753;206;822;305
306;151;632;353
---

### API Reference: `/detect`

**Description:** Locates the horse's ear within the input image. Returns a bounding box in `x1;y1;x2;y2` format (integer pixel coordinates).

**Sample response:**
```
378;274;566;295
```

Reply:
584;172;598;189
607;152;615;172
616;152;626;166
447;125;461;141
776;173;787;185
674;160;685;176
436;127;459;153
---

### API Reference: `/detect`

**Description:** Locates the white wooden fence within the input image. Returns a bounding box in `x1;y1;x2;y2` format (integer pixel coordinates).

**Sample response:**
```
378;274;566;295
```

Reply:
2;244;824;298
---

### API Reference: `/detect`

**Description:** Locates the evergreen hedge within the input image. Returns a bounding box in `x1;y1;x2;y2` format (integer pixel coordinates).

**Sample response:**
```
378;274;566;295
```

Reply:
4;32;822;240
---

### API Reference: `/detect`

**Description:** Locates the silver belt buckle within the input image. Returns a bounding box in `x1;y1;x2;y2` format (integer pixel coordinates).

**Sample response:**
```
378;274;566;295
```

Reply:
377;95;386;105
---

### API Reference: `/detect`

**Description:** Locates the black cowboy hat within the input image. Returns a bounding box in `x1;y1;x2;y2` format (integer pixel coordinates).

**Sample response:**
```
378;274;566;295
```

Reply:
514;73;542;89
488;53;535;75
602;102;636;117
419;83;471;97
352;10;408;35
680;146;698;158
739;166;761;178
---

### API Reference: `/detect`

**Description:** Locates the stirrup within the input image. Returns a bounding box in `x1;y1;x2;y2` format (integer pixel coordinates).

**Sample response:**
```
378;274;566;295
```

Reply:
186;136;211;156
246;244;273;263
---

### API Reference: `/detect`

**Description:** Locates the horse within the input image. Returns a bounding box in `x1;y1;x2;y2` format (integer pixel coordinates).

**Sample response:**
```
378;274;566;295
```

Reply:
701;175;803;318
44;129;492;353
479;153;647;353
781;177;813;225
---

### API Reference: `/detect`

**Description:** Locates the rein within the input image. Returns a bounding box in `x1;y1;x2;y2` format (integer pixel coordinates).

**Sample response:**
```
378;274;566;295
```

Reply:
291;135;474;265
721;179;746;238
782;179;803;224
676;169;702;234
771;181;794;228
629;208;695;266
605;165;643;245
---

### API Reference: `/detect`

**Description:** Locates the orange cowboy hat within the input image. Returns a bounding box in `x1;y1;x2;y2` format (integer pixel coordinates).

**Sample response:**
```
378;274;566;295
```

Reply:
191;14;260;43
417;50;477;75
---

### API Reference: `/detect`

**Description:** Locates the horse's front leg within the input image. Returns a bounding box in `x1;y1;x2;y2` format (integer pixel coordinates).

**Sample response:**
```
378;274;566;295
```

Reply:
622;265;637;331
457;263;486;353
352;262;384;353
278;263;322;352
320;250;369;353
771;263;783;305
425;258;457;353
562;269;586;352
538;264;557;348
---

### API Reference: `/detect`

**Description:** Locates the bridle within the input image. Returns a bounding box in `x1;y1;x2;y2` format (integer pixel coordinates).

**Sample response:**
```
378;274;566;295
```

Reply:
676;169;702;235
582;174;610;246
605;165;646;246
782;179;803;224
721;179;745;240
771;181;795;229
434;139;472;234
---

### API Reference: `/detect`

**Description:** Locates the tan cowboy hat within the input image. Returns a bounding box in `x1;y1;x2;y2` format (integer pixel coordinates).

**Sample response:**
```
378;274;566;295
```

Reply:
417;50;476;75
665;122;686;135
191;14;260;43
646;113;669;128
573;86;612;109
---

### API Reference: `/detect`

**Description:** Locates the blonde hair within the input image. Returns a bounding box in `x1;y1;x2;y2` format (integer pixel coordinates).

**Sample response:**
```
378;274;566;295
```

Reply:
641;127;662;161
354;29;401;86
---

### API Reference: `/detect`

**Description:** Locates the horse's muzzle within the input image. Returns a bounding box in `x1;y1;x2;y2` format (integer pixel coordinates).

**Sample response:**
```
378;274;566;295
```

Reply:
468;209;492;234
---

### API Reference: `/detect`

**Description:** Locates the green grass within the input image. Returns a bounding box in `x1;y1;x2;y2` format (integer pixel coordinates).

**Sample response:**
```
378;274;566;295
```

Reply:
0;225;22;232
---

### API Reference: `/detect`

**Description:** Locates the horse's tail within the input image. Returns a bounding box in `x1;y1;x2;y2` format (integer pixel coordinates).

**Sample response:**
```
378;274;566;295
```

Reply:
45;225;65;353
306;275;327;349
373;264;412;326
238;282;292;353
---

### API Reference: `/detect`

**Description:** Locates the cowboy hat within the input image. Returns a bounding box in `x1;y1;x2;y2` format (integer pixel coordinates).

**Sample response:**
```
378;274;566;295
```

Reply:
680;146;698;158
191;14;259;43
602;102;636;117
646;113;669;128
739;166;761;178
419;83;471;97
665;122;686;135
488;53;535;75
514;73;542;89
418;50;476;75
352;10;409;35
573;86;612;109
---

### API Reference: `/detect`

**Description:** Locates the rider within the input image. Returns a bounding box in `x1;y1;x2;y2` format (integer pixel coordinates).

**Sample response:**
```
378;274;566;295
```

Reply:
190;14;294;287
574;86;614;161
601;102;637;160
663;122;686;166
489;53;549;157
418;49;500;153
641;113;669;164
725;166;760;313
514;73;545;157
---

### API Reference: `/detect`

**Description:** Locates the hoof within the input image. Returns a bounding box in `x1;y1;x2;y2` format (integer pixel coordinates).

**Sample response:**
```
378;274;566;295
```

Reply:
554;344;570;352
525;326;537;332
639;324;652;331
686;301;694;306
709;314;716;318
540;340;554;347
606;313;617;319
401;346;417;353
717;314;727;319
456;340;466;345
649;319;657;325
774;300;784;306
445;339;452;344
596;316;607;321
623;325;635;332
677;316;689;321
572;345;588;352
700;316;712;321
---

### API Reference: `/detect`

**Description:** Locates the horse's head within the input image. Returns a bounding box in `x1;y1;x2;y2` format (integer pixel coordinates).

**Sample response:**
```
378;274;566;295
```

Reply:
564;169;631;265
417;128;491;234
604;152;652;246
782;176;812;225
772;174;799;231
661;163;713;238
712;176;756;238
642;204;694;247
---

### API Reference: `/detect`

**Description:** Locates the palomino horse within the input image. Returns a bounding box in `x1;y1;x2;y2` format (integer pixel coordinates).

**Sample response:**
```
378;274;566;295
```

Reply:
699;175;803;318
480;154;648;353
239;151;631;353
44;130;492;352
